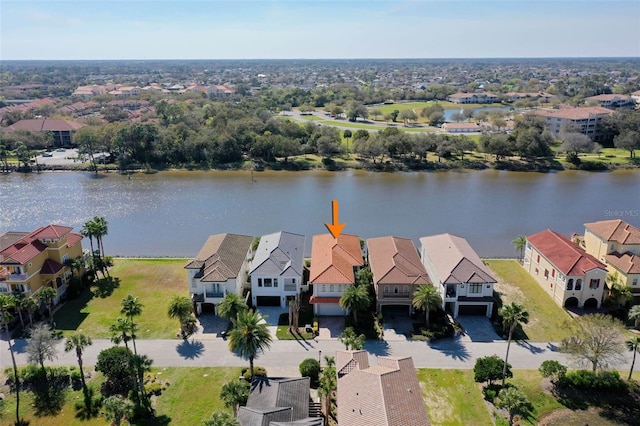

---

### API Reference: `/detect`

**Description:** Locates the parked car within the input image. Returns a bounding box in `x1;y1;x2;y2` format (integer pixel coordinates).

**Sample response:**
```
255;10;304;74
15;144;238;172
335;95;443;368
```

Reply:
42;152;53;157
56;148;66;152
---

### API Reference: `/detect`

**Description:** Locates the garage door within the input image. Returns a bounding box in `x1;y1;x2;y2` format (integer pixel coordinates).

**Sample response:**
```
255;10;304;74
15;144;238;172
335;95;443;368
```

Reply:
318;304;344;316
256;296;282;307
458;304;488;316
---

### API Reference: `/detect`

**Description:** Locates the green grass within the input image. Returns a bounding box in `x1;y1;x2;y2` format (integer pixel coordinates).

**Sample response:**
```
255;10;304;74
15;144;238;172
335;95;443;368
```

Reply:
54;258;189;339
300;115;323;121
485;260;574;341
370;101;506;116
508;370;566;425
418;369;493;426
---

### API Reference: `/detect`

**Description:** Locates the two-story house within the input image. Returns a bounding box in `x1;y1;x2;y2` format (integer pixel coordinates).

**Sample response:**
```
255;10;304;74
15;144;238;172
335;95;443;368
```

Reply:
249;231;306;308
366;236;431;316
184;233;253;315
0;225;85;304
309;234;363;316
525;229;608;309
420;233;496;318
583;219;640;300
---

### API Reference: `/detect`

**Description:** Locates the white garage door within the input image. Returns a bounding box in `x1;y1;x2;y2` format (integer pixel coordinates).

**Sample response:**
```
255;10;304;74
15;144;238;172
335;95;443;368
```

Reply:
318;303;344;316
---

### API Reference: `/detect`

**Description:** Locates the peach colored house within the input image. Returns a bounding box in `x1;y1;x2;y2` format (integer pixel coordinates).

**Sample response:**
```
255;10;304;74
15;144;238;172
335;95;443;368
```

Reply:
309;234;363;316
366;236;430;315
0;225;85;305
525;229;607;309
336;350;430;426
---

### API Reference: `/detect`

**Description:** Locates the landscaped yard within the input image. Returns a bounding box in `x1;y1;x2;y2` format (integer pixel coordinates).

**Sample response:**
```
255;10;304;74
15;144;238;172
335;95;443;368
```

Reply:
54;258;190;339
485;259;574;342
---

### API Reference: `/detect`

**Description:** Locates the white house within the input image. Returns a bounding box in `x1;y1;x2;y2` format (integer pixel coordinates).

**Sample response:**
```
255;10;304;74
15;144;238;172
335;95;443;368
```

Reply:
420;233;496;317
184;233;253;315
249;231;306;308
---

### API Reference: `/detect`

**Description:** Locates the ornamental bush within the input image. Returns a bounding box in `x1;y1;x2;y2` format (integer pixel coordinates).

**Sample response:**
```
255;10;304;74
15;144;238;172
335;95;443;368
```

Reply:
299;358;321;386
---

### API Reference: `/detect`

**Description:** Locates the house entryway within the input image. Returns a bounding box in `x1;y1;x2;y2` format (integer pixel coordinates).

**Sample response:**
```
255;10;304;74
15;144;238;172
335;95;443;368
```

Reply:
381;306;412;341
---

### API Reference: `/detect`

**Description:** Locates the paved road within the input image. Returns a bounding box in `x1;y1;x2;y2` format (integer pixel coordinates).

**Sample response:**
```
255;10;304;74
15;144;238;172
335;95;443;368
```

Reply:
3;336;621;375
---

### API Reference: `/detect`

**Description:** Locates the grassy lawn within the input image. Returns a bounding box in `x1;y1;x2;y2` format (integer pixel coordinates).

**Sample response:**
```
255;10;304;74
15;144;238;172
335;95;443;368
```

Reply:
418;369;493;426
508;370;566;425
485;260;574;342
55;258;189;339
300;114;323;121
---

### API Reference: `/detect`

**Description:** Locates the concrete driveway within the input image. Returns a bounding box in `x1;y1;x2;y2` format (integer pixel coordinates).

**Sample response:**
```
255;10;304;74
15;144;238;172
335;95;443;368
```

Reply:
455;316;501;342
317;316;345;340
381;306;413;341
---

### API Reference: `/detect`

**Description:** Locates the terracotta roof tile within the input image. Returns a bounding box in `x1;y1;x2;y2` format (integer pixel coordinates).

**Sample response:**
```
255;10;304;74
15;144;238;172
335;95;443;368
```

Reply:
40;259;63;275
367;236;431;285
606;252;640;274
531;106;614;120
309;234;363;284
584;220;640;245
527;229;607;275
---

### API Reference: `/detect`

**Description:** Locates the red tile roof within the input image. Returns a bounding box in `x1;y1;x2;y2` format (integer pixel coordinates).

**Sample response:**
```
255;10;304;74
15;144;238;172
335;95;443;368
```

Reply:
31;225;73;240
527;229;607;275
309;296;341;304
367;236;431;285
584;220;640;245
606;252;640;274
7;118;85;132
309;234;363;284
40;259;63;275
0;224;80;265
531;106;614;120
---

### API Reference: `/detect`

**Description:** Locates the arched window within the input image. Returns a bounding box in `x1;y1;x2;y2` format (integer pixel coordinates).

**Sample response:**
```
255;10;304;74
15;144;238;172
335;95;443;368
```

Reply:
329;284;334;292
403;286;409;295
394;286;399;294
566;278;574;291
575;279;582;290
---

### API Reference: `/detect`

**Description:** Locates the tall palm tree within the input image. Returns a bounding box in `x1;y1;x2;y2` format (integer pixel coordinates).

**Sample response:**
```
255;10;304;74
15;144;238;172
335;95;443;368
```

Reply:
339;284;370;324
629;305;640;330
168;295;195;338
512;235;527;263
217;292;248;322
499;302;529;387
109;317;135;350
38;286;57;324
92;216;109;259
626;336;640;381
81;220;96;257
228;309;273;381
9;294;25;329
121;295;143;355
130;353;153;413
0;297;21;426
64;333;92;398
21;296;38;328
318;355;336;424
412;284;442;328
220;379;250;417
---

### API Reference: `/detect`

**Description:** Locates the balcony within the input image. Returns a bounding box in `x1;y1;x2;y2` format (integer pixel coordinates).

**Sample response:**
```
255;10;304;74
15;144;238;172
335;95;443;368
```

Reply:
4;273;28;282
205;291;225;299
381;293;410;299
284;284;297;292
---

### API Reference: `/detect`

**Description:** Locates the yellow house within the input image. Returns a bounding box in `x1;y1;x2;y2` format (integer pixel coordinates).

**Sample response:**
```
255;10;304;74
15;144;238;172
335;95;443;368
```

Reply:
583;220;640;297
0;225;85;305
525;229;608;309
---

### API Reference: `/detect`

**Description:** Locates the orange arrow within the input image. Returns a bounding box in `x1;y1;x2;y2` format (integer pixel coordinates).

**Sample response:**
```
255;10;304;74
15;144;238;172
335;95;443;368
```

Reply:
325;199;346;239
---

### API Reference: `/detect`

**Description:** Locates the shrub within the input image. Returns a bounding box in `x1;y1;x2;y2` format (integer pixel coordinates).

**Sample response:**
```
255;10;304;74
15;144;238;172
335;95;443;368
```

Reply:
539;360;567;382
299;358;321;386
144;381;164;396
559;370;627;392
242;366;267;381
70;368;83;390
474;355;511;386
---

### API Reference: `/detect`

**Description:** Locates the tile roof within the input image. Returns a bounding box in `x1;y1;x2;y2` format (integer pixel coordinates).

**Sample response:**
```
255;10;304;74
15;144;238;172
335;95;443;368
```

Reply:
0;225;81;265
40;259;63;275
442;122;480;130
527;229;607;275
184;233;253;282
585;94;632;101
584;220;640;245
239;377;315;425
7;118;85;132
337;350;430;426
606;252;640;274
0;232;28;252
531;106;614;120
31;224;73;240
250;231;305;277
308;296;341;304
367;237;431;285
309;234;363;284
420;233;495;285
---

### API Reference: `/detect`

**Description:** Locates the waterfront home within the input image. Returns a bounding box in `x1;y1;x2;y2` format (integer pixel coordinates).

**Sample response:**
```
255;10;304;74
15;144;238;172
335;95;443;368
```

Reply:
420;233;496;317
309;234;363;316
6;118;85;147
0;225;85;305
249;231;306;308
336;350;430;426
238;377;322;426
185;233;253;315
582;220;640;300
584;94;635;109
441;122;480;133
525;229;607;309
529;106;614;142
447;92;499;104
366;236;431;315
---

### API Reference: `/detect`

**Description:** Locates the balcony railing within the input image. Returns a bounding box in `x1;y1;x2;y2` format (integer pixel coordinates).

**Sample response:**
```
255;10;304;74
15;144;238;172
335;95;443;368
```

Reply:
205;292;225;299
5;273;27;282
284;284;297;292
381;293;410;299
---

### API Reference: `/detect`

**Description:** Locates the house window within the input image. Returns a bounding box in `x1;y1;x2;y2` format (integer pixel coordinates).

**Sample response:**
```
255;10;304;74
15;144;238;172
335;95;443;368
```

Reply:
258;278;263;287
329;284;334;292
292;278;296;284
403;286;409;295
273;278;278;288
576;279;582;290
589;279;600;289
566;279;574;291
537;255;540;263
62;254;70;264
469;284;482;294
633;278;638;286
384;286;389;294
551;270;555;278
610;244;615;251
322;284;326;292
394;286;399;294
535;268;539;275
544;270;549;279
264;278;272;287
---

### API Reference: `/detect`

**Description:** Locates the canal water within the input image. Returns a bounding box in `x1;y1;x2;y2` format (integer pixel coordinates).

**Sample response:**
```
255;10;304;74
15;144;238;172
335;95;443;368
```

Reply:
1;169;638;257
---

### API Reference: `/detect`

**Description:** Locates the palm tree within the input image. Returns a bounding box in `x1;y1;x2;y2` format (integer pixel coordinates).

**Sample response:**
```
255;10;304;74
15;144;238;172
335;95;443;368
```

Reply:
339;284;370;324
629;305;640;329
130;353;153;413
338;326;365;350
65;333;92;398
217;292;248;322
9;294;25;329
92;216;109;259
318;355;336;424
38;286;57;324
220;379;250;417
496;387;530;425
168;295;195;338
0;299;22;426
512;235;527;263
499;302;529;387
81;220;96;257
102;395;135;426
626;336;640;381
109;317;135;350
412;284;442;328
204;411;240;426
228;309;273;381
121;295;143;355
21;297;38;328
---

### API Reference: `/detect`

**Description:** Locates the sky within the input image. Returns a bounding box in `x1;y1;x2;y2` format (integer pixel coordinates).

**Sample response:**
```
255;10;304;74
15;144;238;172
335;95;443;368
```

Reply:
1;0;639;60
